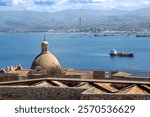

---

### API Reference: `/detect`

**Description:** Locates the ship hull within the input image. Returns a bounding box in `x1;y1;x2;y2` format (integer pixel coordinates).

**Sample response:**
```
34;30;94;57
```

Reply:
110;53;134;57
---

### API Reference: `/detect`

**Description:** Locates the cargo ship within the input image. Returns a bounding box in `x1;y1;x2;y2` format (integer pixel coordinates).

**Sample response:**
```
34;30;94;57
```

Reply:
110;49;134;57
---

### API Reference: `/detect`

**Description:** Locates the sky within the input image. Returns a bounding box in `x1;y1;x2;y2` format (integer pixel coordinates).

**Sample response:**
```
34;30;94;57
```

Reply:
0;0;150;12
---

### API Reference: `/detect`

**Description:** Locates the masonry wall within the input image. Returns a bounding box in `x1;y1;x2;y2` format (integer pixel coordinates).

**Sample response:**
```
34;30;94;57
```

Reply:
0;73;20;81
98;75;150;82
0;86;86;100
0;86;150;100
81;94;150;100
111;75;150;82
0;73;28;82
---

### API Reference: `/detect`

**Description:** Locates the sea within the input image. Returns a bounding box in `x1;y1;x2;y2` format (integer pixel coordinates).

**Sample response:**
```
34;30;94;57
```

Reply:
0;33;150;73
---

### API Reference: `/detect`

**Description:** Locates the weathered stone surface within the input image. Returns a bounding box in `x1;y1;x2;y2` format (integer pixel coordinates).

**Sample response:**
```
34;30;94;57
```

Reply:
0;86;86;100
81;94;150;100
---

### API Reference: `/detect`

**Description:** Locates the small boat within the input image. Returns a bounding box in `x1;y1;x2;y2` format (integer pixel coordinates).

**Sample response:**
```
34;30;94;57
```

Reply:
110;49;134;57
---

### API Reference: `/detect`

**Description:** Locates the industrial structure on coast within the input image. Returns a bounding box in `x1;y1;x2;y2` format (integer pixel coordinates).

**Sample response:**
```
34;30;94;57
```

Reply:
0;38;150;100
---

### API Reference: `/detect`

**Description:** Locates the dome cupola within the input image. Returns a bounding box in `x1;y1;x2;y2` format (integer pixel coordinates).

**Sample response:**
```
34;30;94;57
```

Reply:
41;36;49;54
30;37;61;77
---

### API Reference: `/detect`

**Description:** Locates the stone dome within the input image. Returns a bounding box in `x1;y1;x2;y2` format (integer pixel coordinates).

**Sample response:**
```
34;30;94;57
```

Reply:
31;39;61;77
31;51;61;70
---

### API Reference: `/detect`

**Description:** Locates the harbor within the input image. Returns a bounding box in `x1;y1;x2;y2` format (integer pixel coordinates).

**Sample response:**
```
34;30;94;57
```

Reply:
0;37;150;100
0;33;150;71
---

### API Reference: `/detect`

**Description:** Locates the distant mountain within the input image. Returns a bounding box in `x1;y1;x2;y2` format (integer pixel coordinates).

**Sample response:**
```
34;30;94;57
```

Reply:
1;8;150;32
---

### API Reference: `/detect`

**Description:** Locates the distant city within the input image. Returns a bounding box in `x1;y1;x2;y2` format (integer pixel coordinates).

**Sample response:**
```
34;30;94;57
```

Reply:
1;8;150;35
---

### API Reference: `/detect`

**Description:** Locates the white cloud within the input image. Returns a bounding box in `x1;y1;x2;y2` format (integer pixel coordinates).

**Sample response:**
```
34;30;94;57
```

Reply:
9;0;33;6
142;0;150;5
0;0;150;11
92;0;115;2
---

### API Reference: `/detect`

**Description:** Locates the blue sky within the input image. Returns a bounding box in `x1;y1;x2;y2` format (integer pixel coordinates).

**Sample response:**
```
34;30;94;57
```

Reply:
0;0;150;12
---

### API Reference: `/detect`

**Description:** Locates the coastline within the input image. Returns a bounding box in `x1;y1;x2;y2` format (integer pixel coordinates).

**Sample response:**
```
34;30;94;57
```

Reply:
1;31;150;37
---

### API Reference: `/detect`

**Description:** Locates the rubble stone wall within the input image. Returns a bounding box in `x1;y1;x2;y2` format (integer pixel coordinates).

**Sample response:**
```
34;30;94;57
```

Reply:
81;94;150;100
0;86;86;100
0;86;149;100
0;73;20;81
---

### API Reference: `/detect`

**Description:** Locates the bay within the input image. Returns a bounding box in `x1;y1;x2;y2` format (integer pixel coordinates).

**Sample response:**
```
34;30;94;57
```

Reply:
0;33;150;72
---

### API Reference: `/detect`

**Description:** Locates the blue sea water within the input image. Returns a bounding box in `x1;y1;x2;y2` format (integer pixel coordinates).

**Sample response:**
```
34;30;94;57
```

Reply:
0;33;150;72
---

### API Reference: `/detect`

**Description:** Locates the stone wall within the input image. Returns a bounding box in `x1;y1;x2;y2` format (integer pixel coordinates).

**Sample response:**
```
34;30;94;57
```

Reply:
110;76;150;81
0;73;20;81
0;73;27;82
81;94;150;100
0;86;86;100
93;71;105;79
0;86;149;100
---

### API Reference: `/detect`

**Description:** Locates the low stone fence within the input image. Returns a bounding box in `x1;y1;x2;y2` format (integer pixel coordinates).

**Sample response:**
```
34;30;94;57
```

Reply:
0;86;86;100
0;85;149;100
110;76;150;82
0;73;20;82
81;93;150;100
0;73;27;82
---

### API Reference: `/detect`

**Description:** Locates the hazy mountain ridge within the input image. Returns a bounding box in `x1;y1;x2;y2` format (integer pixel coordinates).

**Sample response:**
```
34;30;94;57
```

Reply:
1;8;150;32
